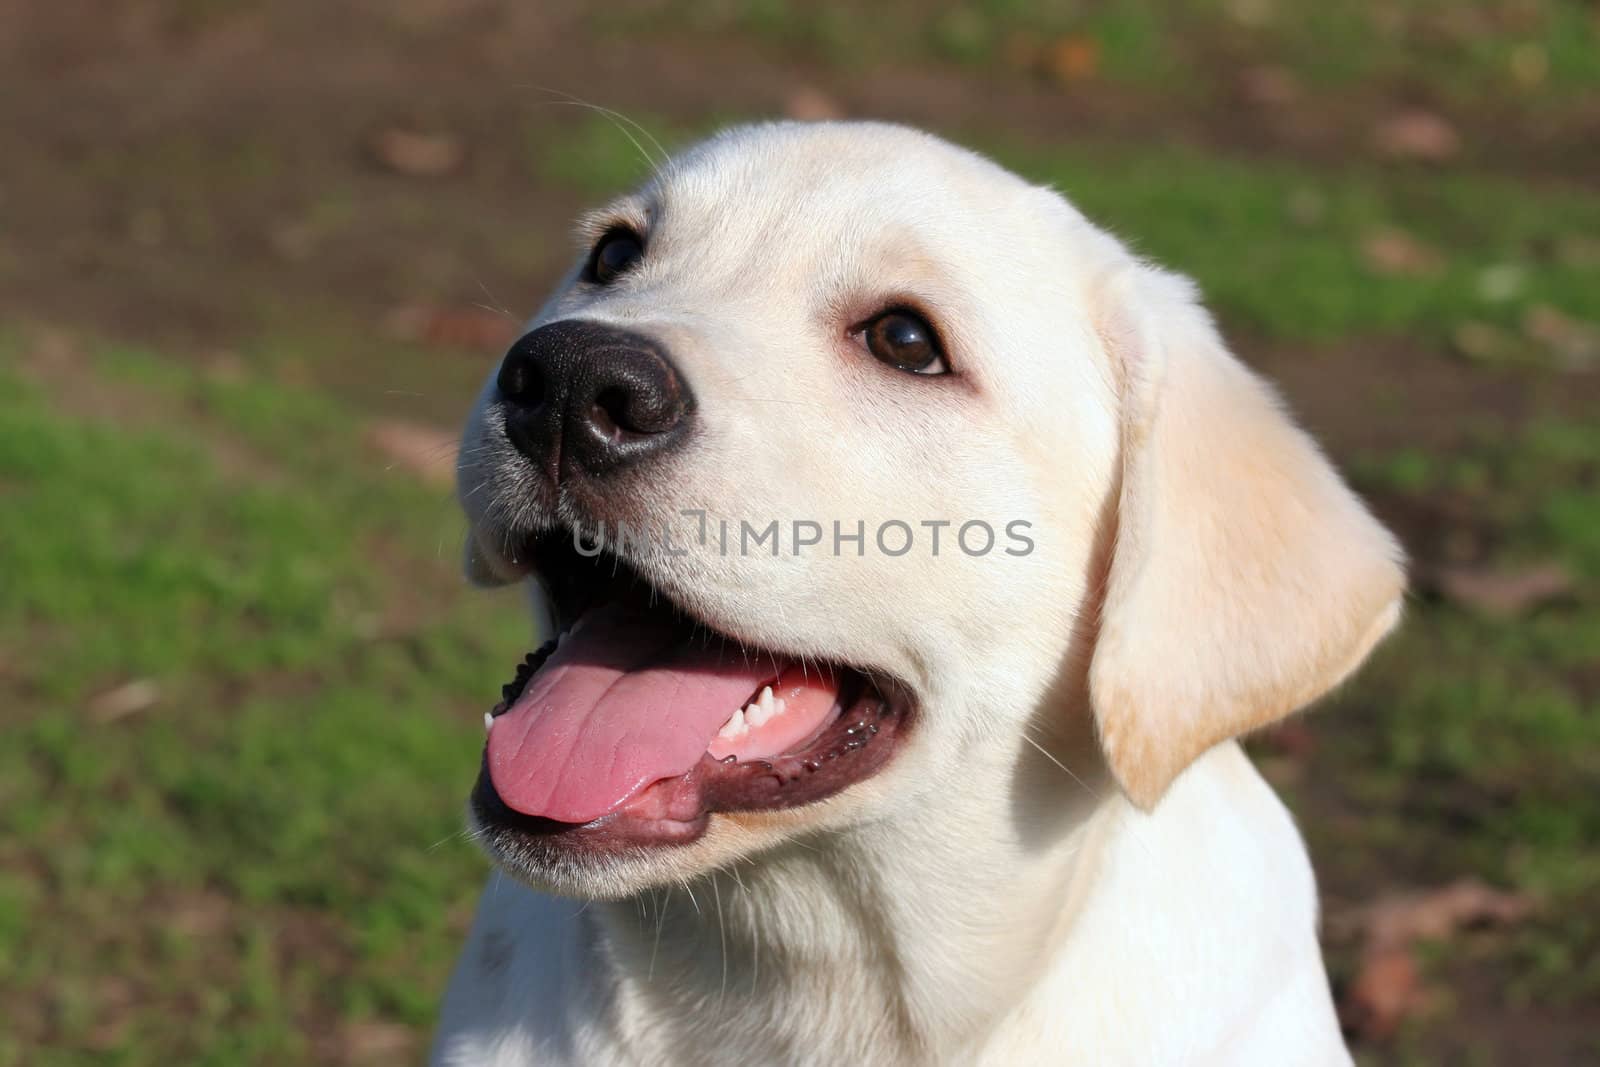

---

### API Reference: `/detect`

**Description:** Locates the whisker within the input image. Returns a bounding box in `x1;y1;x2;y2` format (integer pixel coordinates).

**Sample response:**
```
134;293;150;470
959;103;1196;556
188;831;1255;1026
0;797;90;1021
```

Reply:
649;887;667;982
711;873;728;1007
517;89;667;176
528;88;670;171
1021;732;1095;797
473;276;523;324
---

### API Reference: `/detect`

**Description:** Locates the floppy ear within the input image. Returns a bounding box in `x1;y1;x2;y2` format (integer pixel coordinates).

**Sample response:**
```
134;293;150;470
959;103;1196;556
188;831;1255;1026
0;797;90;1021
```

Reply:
1089;265;1405;810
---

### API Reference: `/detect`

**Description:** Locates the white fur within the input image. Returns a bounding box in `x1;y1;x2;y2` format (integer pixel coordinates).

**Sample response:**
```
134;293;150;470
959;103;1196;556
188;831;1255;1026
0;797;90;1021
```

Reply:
436;122;1402;1066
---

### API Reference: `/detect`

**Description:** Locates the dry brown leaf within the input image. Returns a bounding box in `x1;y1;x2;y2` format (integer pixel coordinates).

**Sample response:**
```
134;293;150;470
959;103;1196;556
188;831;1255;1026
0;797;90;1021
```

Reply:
368;127;465;178
1337;879;1535;1041
1362;879;1536;952
86;976;138;1050
1341;947;1421;1040
1225;0;1275;27
1431;562;1573;618
1240;65;1298;106
339;1019;416;1063
1373;109;1460;162
1043;34;1099;85
1361;229;1443;276
163;890;234;939
783;86;843;121
368;419;459;487
90;679;159;722
384;304;521;353
1523;304;1600;372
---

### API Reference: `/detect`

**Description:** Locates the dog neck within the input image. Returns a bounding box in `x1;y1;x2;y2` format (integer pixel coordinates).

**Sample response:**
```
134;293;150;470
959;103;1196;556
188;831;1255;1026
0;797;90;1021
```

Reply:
588;729;1113;1064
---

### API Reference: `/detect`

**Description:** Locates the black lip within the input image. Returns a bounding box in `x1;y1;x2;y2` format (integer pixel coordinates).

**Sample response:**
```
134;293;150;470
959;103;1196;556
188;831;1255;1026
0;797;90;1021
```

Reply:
494;637;559;713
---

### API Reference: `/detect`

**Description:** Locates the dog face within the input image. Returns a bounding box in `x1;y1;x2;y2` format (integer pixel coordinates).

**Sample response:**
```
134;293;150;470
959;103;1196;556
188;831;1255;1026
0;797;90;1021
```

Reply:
456;122;1404;898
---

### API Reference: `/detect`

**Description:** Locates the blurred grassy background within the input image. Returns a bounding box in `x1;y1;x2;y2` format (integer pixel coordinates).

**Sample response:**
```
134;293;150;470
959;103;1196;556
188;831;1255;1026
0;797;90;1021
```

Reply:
1;2;1597;1064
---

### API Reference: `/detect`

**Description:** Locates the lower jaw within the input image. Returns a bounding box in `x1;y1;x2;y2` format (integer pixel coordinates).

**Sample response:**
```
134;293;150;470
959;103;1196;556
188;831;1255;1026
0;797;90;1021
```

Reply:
471;679;906;854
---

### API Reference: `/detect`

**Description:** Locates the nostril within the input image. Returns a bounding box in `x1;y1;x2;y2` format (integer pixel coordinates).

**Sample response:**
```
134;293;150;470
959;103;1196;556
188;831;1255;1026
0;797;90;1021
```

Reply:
590;392;625;440
592;376;682;437
497;352;545;409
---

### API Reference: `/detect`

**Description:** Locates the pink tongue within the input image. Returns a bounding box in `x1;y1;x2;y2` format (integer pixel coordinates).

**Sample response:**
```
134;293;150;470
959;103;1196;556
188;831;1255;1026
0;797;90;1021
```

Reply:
486;601;808;824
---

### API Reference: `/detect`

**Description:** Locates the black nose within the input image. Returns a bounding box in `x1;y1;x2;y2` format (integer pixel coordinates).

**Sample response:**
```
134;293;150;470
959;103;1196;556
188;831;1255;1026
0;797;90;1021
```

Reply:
496;320;693;480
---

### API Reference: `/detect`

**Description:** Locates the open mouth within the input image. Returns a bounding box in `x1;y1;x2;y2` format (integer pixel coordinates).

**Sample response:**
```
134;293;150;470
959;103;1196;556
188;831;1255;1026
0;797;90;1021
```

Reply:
472;531;908;850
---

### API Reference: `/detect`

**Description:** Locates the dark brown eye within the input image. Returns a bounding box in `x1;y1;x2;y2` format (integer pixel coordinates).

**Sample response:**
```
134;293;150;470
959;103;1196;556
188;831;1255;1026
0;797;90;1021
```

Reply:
862;310;948;375
586;229;644;285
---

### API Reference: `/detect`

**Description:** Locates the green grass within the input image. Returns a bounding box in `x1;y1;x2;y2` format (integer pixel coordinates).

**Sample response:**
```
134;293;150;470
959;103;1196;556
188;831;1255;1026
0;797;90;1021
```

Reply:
593;0;1600;104
1001;140;1600;346
588;0;1175;72
1307;415;1600;1011
1189;0;1600;101
0;341;527;1064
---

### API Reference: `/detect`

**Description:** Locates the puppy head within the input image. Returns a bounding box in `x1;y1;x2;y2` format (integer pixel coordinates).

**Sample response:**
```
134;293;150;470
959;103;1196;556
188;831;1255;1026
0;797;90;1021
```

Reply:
455;122;1402;897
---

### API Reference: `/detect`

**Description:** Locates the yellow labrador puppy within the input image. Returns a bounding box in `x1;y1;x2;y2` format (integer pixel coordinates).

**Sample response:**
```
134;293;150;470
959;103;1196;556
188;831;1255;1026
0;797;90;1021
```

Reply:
435;122;1403;1066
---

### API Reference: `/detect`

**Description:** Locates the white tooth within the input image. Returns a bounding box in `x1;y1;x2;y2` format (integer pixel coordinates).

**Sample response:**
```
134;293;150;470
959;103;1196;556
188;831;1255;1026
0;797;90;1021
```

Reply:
556;630;565;646
749;687;784;728
484;712;495;733
718;708;747;740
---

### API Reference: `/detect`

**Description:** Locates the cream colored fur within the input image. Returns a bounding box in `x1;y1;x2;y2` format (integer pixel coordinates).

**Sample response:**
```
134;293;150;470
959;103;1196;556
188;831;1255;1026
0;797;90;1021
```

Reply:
435;121;1405;1066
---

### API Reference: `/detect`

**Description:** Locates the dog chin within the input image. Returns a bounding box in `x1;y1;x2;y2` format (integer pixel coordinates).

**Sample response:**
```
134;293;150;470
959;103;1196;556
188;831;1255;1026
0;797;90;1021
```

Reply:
468;803;785;900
